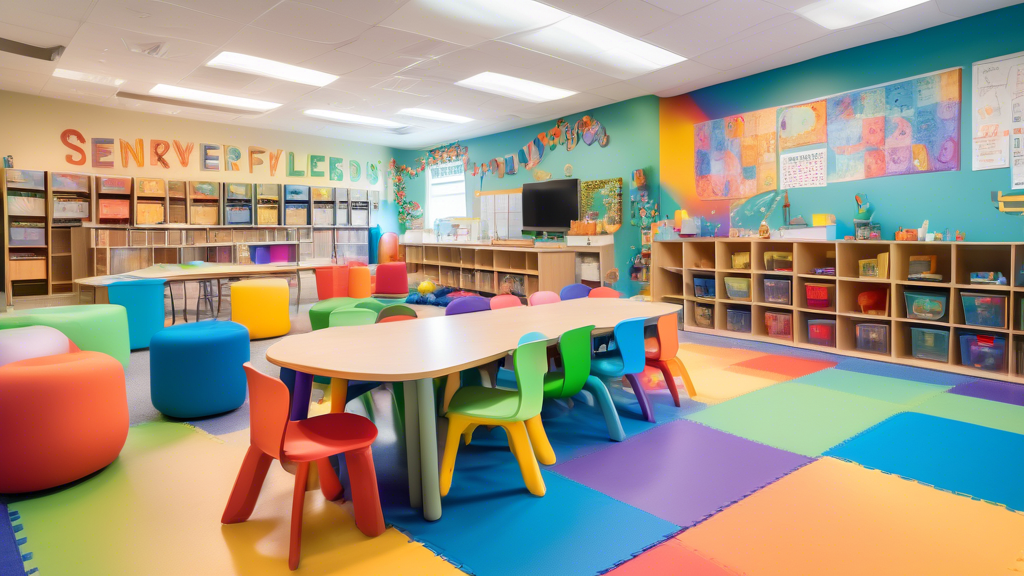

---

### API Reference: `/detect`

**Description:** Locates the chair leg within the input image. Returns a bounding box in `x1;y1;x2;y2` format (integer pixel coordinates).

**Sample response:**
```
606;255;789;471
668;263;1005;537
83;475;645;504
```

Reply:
524;415;556;465
222;445;273;524
505;422;545;496
625;373;656;423
359;393;376;421
672;357;697;399
583;376;626;441
462;423;479;446
289;461;310;571
345;447;386;537
653;361;682;408
316;458;344;501
330;378;349;414
441;416;469;497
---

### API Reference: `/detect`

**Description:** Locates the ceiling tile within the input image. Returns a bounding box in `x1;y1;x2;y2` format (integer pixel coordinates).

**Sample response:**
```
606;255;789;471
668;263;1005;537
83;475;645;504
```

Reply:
556;72;624;92
155;0;279;23
298;50;373;77
0;2;85;42
295;0;410;25
641;0;790;57
516;91;615;118
0;22;75;49
241;78;318;101
87;0;246;44
642;0;714;15
343;61;404;79
534;0;617;16
692;16;828;70
586;81;651;100
0;66;53;92
251;1;371;44
935;0;1023;18
178;66;258;92
219;26;337;64
379;0;569;46
40;88;112;106
586;0;680;37
334;26;461;68
730;22;898;77
879;2;954;35
474;41;598;78
43;74;120;97
760;0;818;9
626;59;718;91
6;0;97;22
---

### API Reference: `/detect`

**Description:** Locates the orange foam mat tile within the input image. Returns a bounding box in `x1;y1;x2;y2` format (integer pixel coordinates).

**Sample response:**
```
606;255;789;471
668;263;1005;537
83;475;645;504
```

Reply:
731;355;836;379
677;457;1024;576
677;343;767;362
604;539;742;576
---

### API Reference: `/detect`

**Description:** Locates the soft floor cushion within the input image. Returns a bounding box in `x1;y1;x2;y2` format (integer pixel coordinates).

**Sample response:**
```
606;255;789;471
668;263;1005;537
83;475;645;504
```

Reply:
230;278;290;339
0;325;70;368
0;304;130;368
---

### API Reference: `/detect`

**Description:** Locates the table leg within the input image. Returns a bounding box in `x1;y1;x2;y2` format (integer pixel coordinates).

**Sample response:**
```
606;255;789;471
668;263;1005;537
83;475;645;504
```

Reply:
295;271;302;314
402;380;421;509
167;283;176;326
417;377;441;521
180;282;188;323
290;371;314;421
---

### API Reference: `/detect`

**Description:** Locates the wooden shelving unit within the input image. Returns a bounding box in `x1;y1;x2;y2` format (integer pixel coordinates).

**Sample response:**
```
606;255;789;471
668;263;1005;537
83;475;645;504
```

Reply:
284;185;310;226
167;180;188;224
3;169;49;299
134;177;168;225
188;181;221;225
403;242;576;297
653;238;1024;384
95;175;131;225
223;183;254;225
255;184;281;225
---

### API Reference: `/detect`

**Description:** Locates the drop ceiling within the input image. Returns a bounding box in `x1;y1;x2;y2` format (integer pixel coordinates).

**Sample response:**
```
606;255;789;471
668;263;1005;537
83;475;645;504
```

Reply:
0;0;1019;149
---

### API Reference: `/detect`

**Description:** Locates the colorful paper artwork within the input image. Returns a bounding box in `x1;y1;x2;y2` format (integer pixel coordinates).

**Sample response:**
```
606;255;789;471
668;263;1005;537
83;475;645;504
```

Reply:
582;177;623;234
694;107;778;200
366;162;379;185
826;69;961;182
778;100;827;150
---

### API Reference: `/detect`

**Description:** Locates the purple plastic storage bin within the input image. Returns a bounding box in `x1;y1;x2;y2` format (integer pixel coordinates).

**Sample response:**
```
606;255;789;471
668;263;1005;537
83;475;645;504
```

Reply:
269;244;290;263
252;246;271;264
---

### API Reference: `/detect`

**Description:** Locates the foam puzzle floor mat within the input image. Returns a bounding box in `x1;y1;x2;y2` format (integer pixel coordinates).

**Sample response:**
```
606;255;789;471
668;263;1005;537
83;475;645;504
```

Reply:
676;458;1024;576
730;355;836;379
948;378;1024;406
794;368;951;406
685;382;904;457
825;412;1024;511
605;539;740;576
831;357;974;387
912;391;1024;435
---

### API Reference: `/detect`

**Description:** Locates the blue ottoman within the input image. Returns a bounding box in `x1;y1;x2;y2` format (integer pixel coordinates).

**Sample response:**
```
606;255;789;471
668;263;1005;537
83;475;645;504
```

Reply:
107;278;167;350
149;321;250;418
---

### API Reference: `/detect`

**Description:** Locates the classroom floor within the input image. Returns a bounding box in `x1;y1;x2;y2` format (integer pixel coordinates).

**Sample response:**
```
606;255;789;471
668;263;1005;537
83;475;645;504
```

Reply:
3;285;1023;575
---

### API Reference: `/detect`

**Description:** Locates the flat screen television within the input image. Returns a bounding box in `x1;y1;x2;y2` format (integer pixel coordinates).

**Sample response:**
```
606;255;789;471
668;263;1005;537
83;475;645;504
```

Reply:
522;179;579;233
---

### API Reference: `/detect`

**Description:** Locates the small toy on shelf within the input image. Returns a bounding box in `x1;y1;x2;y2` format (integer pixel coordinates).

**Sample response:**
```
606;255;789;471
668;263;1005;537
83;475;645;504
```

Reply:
956;230;966;241
969;271;1007;285
857;289;889;315
908;255;942;282
895;228;919;241
853;194;877;239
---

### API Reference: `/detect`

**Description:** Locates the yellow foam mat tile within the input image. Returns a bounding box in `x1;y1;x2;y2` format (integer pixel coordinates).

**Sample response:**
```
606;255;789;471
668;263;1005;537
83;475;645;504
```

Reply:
687;366;785;404
9;422;464;576
677;457;1024;576
678;343;766;362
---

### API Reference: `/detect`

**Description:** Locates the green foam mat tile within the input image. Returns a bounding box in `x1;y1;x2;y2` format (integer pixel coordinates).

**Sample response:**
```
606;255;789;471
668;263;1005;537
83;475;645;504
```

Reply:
795;368;951;406
912;393;1024;436
685;382;903;457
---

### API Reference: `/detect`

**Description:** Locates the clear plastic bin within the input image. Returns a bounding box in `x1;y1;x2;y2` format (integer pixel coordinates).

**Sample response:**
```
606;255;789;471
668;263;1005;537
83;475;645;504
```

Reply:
724;277;751;300
765;311;792;340
855;323;889;354
763;279;791;305
911;327;949;362
960;292;1007;328
726;308;751;333
959;333;1007;372
694;302;714;328
694;277;715;299
805;283;834;309
807;319;836;347
904;290;948;321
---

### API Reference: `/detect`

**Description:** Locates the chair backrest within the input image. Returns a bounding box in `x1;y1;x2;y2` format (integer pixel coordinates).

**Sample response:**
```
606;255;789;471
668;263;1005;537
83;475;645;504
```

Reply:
378;232;400;264
613;317;648;375
527;291;560;306
490;294;523;310
518;331;548;345
510;337;550;420
329;307;378;328
354;299;386;315
243;363;290;460
588;286;621;299
445;295;491;315
377;304;417;323
557;325;595;397
653;314;679;361
560;283;592;300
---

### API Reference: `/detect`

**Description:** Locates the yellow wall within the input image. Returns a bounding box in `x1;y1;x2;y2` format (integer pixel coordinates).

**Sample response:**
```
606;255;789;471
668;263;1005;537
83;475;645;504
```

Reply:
0;90;392;190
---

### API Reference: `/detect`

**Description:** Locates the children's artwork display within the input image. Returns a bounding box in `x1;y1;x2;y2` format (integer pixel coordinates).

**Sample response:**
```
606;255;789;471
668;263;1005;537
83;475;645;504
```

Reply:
581;178;623;234
694;107;778;200
778;100;827;150
971;51;1024;170
826;69;961;183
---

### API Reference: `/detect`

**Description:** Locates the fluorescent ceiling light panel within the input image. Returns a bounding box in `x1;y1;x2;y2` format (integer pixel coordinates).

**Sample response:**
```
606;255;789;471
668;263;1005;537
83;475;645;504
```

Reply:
503;16;685;81
148;84;281;112
52;68;125;87
455;72;576;103
398;108;474;123
206;52;338;87
304;109;407;128
796;0;929;29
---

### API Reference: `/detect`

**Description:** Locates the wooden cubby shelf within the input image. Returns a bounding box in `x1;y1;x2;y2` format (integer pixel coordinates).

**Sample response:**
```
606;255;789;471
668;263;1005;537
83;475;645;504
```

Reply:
653;238;1024;383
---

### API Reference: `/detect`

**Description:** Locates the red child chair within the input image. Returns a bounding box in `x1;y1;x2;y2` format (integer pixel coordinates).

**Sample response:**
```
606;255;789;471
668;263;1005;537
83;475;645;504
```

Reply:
373;262;410;299
222;364;386;570
588;286;621;299
644;314;696;405
314;265;349;300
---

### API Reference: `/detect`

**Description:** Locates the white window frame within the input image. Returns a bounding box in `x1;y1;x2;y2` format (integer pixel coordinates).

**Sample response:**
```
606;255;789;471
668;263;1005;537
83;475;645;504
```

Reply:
426;161;466;225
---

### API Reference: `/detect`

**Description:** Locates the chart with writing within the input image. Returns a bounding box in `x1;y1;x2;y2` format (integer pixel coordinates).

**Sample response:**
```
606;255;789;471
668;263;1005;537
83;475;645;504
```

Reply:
972;52;1024;170
780;148;827;189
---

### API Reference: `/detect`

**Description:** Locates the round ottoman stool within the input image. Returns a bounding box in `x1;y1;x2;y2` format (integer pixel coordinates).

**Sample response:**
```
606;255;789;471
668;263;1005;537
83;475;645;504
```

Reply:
150;321;250;419
0;304;130;368
0;325;71;367
308;297;380;331
348;266;372;299
231;278;291;339
0;351;128;493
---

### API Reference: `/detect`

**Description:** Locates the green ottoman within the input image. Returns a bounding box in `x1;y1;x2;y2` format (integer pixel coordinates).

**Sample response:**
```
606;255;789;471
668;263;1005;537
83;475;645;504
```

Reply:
0;305;130;368
308;297;380;331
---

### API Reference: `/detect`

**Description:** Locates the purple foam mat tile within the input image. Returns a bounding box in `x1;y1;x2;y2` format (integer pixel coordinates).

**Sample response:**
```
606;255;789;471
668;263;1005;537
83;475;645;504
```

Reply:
832;358;973;387
550;419;813;529
948;379;1024;407
678;331;844;362
0;502;26;576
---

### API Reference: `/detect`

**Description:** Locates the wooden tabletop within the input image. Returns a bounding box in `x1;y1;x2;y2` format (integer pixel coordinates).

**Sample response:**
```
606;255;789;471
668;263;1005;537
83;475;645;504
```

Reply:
74;263;300;286
266;298;681;381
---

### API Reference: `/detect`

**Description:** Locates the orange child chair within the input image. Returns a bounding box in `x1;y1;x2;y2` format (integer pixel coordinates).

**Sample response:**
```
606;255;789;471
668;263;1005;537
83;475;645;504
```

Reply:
490;294;523;309
314;265;349;300
644;314;696;405
222;364;386;571
589;286;621;298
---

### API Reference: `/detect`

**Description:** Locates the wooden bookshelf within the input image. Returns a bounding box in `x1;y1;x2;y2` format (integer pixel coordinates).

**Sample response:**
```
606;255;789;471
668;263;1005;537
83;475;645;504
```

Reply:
653;238;1024;384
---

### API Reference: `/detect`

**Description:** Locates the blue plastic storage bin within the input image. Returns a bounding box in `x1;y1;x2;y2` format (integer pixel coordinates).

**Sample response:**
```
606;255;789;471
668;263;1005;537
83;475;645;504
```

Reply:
694;277;715;299
911;327;949;362
904;290;948;321
960;292;1007;328
726;308;751;333
959;333;1007;372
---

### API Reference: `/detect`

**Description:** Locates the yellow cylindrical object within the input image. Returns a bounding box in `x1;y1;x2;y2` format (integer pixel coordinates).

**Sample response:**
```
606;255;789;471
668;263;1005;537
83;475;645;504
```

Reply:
230;278;291;339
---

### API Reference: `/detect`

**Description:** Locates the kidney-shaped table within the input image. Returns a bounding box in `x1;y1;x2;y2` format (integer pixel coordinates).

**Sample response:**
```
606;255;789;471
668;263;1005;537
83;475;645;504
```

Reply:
266;297;682;521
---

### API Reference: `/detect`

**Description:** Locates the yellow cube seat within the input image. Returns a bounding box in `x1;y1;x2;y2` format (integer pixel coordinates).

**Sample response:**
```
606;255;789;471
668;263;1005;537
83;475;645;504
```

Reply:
231;278;291;339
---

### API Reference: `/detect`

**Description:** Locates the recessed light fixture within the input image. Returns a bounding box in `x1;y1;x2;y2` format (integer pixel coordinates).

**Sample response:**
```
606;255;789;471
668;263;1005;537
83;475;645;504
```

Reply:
304;109;407;128
148;84;281;112
398;108;474;123
206;52;339;87
797;0;929;30
455;72;576;103
52;69;125;87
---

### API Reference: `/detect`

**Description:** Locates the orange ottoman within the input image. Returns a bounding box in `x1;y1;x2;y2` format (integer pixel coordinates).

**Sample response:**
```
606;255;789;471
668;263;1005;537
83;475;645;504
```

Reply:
0;351;129;493
314;265;349;300
348;265;372;299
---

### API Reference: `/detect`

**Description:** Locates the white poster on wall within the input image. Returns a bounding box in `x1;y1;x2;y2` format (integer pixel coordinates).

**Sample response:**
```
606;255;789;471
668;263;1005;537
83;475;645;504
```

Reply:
972;51;1024;170
1012;126;1024;189
779;148;827;189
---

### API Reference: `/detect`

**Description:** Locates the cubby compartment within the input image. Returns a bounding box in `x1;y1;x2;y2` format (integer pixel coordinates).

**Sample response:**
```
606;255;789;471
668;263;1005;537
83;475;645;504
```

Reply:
797;311;837;348
954;328;1008;374
460;248;476;267
898;324;950;364
687;272;716;300
476;270;495;293
717;240;751;271
719;272;751;302
837;242;890;279
654;266;684;299
723;303;752;334
653;241;683;271
424;246;439;264
838;280;890;317
900;286;950;322
691;301;715;329
955;244;1011;286
759;306;794;341
795;242;836;276
753;242;794;272
796;277;835;311
892;243;951;283
757;275;792;306
525;252;539;272
843;317;891;357
526;275;539;296
509;251;528;272
477;250;494;269
956;288;1008;329
494;250;512;270
684;241;715;270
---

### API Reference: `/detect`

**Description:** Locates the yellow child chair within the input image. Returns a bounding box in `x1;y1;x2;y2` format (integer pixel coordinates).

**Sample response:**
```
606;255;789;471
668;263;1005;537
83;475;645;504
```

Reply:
441;335;553;497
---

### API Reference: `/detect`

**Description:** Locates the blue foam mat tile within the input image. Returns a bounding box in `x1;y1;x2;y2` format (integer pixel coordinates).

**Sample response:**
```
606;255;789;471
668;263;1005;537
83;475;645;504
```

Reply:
0;502;26;576
825;412;1024;512
832;358;973;387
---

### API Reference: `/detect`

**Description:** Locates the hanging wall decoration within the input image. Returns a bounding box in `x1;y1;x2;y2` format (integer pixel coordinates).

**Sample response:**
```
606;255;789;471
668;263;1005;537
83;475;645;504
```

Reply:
389;157;426;228
778;100;827;150
694;107;778;200
582;177;623;234
474;115;609;183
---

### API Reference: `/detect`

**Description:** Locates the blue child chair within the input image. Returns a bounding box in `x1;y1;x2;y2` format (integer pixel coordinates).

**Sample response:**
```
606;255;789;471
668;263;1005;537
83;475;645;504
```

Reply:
589;317;654;422
559;283;592;300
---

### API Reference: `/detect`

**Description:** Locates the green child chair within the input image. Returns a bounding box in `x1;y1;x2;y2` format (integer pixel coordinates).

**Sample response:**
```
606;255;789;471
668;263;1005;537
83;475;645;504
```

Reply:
441;336;553;497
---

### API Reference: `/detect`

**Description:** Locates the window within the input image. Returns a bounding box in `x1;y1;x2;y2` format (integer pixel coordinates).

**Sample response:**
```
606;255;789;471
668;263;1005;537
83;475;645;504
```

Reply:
426;161;466;225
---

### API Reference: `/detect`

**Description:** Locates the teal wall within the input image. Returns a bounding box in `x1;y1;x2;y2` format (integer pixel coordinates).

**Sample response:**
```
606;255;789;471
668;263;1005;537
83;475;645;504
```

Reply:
677;4;1024;240
397;96;661;296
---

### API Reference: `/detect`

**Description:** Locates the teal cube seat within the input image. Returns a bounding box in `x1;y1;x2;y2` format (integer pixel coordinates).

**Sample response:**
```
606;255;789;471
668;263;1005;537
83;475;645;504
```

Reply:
149;321;250;419
0;304;130;368
107;279;167;350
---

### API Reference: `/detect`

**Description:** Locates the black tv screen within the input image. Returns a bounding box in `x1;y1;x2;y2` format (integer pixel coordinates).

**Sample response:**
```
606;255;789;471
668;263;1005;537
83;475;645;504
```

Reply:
522;179;579;232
